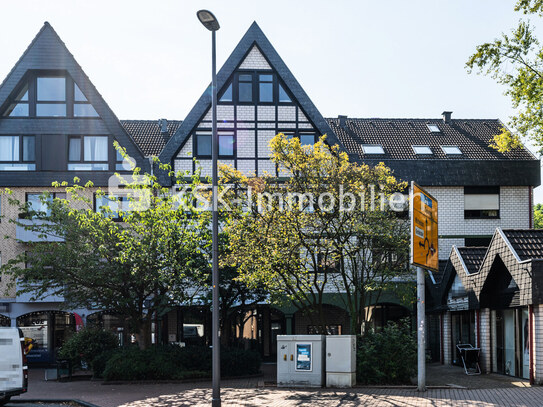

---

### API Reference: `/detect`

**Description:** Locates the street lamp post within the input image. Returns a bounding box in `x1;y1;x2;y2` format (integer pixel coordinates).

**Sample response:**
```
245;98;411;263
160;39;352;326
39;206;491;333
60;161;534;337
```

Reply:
197;9;221;407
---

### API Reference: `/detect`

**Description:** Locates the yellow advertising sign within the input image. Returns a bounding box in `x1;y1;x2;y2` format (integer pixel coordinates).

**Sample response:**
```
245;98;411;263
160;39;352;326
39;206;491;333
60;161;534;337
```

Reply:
410;182;438;272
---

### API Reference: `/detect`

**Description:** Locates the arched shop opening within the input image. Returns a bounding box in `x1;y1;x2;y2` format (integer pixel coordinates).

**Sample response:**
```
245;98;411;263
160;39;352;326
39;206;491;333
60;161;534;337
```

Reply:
293;304;350;335
0;314;10;327
17;311;76;365
365;303;412;331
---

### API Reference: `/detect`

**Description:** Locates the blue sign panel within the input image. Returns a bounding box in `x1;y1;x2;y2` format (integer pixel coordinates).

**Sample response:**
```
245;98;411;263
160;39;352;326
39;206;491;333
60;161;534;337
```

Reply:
296;343;312;371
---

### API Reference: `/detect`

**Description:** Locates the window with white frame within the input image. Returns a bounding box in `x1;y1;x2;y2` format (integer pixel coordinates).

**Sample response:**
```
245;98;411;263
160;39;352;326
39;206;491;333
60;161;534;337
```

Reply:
362;144;385;154
441;145;462;155
412;145;433;155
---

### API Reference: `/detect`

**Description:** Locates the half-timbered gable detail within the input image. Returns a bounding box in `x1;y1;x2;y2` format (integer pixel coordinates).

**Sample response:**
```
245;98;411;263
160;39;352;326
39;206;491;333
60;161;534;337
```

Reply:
159;22;343;182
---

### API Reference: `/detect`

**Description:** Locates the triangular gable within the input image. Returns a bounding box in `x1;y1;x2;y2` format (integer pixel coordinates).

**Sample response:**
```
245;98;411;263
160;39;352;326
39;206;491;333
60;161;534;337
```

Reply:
473;228;532;305
159;21;344;170
440;246;478;308
239;46;271;70
0;22;145;163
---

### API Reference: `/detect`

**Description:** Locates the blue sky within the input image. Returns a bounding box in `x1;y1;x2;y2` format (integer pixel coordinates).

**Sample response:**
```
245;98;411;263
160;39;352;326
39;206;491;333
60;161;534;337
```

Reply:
1;0;542;200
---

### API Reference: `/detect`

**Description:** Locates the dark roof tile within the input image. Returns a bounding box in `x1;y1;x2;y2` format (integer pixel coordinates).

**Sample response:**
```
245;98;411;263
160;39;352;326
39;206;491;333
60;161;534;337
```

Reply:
457;246;488;274
502;229;543;260
121;120;182;157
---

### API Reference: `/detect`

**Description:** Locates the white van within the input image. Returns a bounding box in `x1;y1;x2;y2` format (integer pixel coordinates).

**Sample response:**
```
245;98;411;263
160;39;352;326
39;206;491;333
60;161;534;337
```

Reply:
0;328;28;405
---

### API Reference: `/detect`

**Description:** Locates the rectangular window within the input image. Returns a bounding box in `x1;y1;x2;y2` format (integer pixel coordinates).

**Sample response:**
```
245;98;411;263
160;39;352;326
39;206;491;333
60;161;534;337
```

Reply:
26;192;66;217
196;132;235;157
68;137;81;161
317;251;340;274
464;186;499;219
84;136;108;161
299;134;315;146
238;74;253;102
22;136;35;161
0;135;35;170
68;136;109;171
259;74;273;102
219;132;235;156
37;77;66;101
95;194;129;221
36;77;67;118
362;144;385;154
196;133;212;156
413;145;433;155
0;136;19;161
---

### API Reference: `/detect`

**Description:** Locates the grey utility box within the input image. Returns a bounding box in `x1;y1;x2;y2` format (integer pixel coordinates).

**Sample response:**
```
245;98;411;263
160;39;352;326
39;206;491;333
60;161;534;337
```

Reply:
325;335;356;387
277;335;325;387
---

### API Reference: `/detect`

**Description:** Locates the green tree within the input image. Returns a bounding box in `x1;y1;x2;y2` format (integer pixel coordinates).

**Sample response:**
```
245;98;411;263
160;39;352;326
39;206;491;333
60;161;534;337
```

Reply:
535;203;543;228
2;155;211;349
221;134;410;334
467;0;543;152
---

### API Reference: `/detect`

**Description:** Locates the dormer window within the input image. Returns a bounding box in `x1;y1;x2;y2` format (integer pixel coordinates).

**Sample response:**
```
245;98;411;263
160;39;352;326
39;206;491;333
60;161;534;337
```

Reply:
413;145;433;155
427;124;440;133
362;144;385;154
441;145;462;155
2;73;99;118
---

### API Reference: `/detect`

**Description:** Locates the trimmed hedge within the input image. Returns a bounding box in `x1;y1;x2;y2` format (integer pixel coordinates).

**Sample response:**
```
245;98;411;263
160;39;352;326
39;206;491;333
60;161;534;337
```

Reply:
356;319;416;385
57;327;118;372
100;345;261;381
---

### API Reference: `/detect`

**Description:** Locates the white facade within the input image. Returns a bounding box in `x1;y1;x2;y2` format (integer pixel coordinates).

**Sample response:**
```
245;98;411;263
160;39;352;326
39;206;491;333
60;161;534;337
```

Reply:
425;186;532;260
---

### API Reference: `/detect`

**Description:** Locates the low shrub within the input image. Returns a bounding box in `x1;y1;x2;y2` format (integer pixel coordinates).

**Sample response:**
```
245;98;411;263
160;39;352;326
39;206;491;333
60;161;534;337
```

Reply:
356;319;416;385
101;345;261;381
57;327;118;371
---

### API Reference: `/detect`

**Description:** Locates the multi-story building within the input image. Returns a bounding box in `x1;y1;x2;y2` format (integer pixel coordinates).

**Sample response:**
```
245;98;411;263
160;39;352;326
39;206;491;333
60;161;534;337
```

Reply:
0;22;152;363
0;21;540;363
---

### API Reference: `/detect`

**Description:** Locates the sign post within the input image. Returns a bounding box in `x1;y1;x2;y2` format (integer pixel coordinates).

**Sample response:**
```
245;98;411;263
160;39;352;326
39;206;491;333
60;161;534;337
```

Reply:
410;182;438;392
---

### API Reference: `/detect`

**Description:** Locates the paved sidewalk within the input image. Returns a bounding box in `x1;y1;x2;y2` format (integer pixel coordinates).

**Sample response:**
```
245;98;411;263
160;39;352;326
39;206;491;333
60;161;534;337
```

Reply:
16;366;541;407
115;386;543;407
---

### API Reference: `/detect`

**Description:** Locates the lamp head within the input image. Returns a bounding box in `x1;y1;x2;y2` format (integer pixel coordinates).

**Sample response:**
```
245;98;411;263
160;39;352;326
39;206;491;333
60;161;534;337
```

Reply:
197;10;220;31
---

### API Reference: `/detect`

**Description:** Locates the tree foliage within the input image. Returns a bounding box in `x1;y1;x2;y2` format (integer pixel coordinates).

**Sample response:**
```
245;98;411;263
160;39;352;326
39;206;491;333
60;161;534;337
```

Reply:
535;203;543;228
467;0;543;152
1;155;211;348
221;134;410;334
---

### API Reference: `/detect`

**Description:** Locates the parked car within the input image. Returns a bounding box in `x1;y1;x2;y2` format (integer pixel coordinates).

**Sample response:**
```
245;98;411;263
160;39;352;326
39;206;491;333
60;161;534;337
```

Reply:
0;328;28;405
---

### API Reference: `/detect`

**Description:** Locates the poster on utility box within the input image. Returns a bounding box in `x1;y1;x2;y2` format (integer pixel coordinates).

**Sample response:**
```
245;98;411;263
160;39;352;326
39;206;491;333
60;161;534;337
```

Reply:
410;182;438;272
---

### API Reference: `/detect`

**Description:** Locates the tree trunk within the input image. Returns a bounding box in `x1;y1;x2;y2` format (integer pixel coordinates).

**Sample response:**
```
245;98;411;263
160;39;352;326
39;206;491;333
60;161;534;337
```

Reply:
136;319;152;349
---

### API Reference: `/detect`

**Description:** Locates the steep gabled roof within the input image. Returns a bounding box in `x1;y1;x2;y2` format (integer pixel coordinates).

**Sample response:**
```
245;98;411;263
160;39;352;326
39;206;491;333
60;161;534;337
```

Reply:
121;120;182;157
0;22;145;164
158;22;343;167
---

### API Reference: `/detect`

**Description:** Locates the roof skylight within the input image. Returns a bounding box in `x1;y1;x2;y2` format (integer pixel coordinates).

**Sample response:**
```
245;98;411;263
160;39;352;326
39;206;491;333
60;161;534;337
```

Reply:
362;144;385;154
441;145;462;155
427;124;440;133
412;145;433;155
